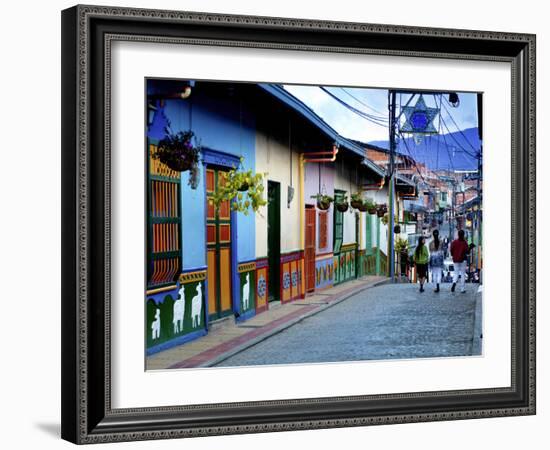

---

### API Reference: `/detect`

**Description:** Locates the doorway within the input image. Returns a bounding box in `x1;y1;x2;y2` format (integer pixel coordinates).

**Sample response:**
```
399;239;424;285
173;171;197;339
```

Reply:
206;168;233;320
267;181;281;302
304;205;316;292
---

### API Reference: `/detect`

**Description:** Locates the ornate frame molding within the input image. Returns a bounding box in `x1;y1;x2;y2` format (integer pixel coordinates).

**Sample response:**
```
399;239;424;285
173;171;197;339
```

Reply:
61;5;535;444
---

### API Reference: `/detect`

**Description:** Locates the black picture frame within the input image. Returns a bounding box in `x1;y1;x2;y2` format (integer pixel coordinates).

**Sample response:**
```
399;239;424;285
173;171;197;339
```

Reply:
61;4;536;444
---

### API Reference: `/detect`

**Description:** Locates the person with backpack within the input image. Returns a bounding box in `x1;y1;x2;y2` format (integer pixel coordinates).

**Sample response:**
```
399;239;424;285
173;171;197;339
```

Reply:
413;236;429;293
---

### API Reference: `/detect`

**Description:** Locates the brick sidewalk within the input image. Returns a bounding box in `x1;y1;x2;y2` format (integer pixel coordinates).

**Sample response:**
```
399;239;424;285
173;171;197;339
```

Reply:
146;275;388;370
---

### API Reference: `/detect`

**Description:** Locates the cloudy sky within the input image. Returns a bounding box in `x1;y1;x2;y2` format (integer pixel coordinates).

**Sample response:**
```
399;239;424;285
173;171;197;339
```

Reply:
283;84;480;143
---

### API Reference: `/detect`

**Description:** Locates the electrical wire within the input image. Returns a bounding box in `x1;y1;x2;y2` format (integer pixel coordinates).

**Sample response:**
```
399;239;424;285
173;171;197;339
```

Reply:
441;99;480;154
319;87;388;128
339;87;386;116
439;116;480;160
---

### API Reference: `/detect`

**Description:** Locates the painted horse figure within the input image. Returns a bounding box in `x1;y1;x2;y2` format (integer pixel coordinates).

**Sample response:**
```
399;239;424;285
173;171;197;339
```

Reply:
242;273;250;311
190;283;202;328
151;308;161;340
172;286;186;334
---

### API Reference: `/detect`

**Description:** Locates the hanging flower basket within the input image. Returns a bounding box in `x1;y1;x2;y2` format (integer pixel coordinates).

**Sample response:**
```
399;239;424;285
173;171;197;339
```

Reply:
349;192;364;210
336;202;349;212
335;194;349;212
311;194;333;211
155;129;201;173
358;203;369;212
363;198;377;214
154;129;201;189
376;204;387;217
237;182;250;192
210;158;267;215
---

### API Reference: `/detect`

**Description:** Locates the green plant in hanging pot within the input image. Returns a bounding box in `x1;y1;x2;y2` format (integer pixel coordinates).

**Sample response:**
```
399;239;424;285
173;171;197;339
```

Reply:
381;213;398;226
350;192;364;210
210;158;267;215
377;203;387;218
154;128;201;188
335;194;349;212
311;193;334;211
364;198;377;215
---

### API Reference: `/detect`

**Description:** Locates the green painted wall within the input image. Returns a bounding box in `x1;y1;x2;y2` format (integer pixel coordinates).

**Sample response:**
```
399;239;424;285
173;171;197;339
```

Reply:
239;270;256;314
146;280;206;350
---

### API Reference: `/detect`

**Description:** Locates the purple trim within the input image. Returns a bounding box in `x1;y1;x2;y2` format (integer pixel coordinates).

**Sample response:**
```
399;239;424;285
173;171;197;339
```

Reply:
280;251;304;264
202;147;240;168
255;258;269;269
238;258;257;266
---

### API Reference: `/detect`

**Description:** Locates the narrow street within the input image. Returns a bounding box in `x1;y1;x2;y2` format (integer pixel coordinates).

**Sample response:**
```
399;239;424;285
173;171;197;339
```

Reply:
215;282;481;367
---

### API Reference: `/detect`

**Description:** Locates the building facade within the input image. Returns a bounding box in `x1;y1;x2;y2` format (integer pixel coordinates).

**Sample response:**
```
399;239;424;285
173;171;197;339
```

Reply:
145;80;406;355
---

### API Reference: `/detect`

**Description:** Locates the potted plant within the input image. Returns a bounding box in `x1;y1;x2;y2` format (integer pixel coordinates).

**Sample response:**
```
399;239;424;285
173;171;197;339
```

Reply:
155;129;201;179
395;236;408;253
311;194;333;211
381;213;398;226
350;192;364;210
377;204;387;217
393;224;401;234
335;194;349;212
210;159;267;216
364;198;377;214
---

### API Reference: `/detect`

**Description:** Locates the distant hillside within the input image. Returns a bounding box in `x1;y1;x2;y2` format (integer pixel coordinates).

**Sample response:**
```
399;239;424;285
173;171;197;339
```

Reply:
369;127;481;171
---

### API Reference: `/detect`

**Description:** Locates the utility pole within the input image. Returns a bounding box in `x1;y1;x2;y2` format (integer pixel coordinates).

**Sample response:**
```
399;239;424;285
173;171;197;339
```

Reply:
388;90;397;281
476;146;482;279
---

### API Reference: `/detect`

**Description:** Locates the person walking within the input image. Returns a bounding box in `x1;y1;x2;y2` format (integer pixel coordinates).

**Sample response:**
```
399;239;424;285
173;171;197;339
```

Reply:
429;229;444;293
413;236;429;293
450;229;470;293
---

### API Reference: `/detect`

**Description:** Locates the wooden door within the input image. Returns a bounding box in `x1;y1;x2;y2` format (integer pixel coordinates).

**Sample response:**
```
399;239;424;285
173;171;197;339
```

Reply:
304;206;316;292
206;168;233;320
267;181;281;302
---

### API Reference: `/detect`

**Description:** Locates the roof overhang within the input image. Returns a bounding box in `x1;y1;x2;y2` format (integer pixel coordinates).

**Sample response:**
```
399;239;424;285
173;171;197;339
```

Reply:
257;84;386;178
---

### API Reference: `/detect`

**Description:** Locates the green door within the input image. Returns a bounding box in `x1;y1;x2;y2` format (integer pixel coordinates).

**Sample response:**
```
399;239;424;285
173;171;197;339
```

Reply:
333;190;345;285
267;181;281;302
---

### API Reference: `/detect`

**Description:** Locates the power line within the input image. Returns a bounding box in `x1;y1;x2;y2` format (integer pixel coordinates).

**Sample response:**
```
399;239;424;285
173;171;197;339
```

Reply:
319;87;388;128
441;99;480;154
339;87;386;116
439;116;479;160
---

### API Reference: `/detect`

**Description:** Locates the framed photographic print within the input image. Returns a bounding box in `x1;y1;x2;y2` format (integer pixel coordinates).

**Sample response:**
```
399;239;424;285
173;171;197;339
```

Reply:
61;4;536;444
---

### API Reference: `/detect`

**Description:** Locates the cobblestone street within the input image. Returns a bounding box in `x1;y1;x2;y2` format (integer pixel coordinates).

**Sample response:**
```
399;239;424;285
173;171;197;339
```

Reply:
215;282;481;367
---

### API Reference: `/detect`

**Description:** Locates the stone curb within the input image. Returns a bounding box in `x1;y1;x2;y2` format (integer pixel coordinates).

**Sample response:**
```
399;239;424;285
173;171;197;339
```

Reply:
200;277;389;367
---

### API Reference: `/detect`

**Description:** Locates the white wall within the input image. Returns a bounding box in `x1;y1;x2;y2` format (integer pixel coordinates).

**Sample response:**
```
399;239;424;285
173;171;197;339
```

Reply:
333;160;359;245
1;1;545;450
255;126;302;255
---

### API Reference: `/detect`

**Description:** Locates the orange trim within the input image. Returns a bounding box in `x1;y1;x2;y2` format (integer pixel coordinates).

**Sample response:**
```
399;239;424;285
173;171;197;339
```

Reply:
303;145;339;163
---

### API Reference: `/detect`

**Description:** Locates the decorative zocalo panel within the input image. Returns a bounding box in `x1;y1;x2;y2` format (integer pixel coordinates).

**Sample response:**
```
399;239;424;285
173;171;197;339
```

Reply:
146;279;207;355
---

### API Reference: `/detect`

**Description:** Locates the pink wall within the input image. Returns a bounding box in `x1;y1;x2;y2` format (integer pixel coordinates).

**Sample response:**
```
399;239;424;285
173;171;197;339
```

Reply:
304;162;335;254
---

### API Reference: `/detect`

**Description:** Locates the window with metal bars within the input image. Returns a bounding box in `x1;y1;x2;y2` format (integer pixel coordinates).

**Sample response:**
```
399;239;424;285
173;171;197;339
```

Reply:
147;143;182;288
